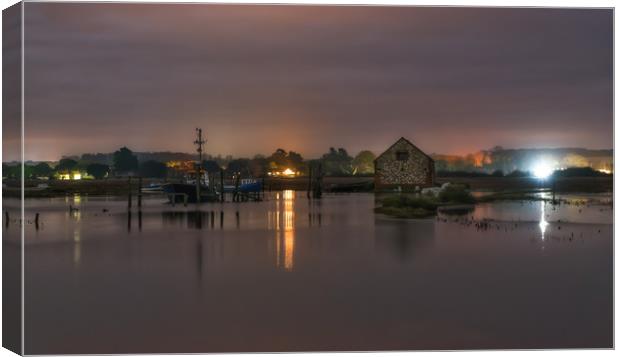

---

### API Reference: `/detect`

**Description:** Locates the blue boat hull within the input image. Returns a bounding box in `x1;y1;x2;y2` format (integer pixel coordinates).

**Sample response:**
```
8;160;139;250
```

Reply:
223;181;262;193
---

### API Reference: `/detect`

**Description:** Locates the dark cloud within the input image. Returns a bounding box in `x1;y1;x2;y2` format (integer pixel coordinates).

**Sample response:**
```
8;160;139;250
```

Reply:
19;4;612;161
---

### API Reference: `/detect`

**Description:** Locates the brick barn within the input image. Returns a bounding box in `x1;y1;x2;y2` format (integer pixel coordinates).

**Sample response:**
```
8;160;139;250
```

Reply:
374;137;435;190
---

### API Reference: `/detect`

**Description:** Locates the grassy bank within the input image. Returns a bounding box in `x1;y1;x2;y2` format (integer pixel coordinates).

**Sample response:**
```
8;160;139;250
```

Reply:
374;185;476;218
436;176;612;193
374;182;612;219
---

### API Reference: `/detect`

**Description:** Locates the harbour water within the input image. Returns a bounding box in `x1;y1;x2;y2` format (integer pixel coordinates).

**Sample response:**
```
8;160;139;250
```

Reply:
4;191;613;353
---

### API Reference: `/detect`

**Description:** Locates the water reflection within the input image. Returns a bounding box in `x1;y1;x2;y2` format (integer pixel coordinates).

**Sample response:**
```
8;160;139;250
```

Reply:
273;190;295;271
161;211;211;229
539;200;549;240
375;218;435;262
16;193;613;353
73;223;81;266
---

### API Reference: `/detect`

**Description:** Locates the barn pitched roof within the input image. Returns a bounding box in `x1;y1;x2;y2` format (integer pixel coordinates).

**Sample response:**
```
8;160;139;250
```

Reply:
375;137;434;162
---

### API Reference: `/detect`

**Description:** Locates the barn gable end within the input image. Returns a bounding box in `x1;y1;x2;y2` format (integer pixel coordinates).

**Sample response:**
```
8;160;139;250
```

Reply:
374;137;435;190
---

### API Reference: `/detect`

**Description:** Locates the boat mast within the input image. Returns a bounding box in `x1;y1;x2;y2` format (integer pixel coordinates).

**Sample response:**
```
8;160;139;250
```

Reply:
194;128;206;202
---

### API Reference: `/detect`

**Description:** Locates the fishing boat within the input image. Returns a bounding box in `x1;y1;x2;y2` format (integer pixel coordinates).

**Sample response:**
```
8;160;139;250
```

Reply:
162;182;219;203
162;128;219;204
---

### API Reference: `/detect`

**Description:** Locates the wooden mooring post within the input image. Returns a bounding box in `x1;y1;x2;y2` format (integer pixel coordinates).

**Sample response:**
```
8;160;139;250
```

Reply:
127;177;132;210
5;211;9;228
220;168;225;202
307;166;313;199
35;213;40;230
261;175;266;201
312;163;323;199
137;177;142;209
233;174;241;202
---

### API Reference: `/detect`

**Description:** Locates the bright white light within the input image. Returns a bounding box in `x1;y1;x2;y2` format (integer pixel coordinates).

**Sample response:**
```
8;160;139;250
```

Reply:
532;161;553;179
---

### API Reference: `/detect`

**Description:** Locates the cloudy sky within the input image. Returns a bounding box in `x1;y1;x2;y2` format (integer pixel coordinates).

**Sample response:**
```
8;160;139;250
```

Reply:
13;4;614;161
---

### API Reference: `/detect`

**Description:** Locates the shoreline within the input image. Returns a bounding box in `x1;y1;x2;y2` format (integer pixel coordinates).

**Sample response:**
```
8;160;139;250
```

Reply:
2;175;613;198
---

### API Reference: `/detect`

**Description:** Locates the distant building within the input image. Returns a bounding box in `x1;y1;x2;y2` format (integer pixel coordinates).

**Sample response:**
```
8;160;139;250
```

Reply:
374;137;435;190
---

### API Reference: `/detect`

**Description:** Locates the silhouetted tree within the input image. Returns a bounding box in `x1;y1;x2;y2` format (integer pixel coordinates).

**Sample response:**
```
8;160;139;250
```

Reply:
113;147;138;174
226;158;251;177
202;160;221;173
286;151;304;167
321;147;353;176
86;163;110;179
32;162;53;178
56;158;78;173
267;148;288;169
352;150;376;175
138;160;167;178
249;156;268;177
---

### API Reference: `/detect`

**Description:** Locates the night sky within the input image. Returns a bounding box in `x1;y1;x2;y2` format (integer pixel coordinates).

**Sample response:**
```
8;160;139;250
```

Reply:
15;4;613;161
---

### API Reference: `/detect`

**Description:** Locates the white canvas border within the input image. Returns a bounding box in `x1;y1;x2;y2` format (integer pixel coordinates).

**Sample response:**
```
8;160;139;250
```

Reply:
0;1;616;357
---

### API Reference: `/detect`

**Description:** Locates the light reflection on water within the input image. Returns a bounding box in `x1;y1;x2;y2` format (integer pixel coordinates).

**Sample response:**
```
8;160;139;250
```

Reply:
5;191;612;353
269;189;296;271
539;200;549;240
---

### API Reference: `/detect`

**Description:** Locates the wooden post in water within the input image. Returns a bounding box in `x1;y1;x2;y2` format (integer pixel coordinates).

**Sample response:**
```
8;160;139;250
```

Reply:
127;177;132;209
313;163;323;199
552;177;556;204
220;168;225;202
5;211;9;228
35;213;39;230
307;165;313;199
261;175;266;201
138;177;142;209
195;163;201;205
233;174;240;202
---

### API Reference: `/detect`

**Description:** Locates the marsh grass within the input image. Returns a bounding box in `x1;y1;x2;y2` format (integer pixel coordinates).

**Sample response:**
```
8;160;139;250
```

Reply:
375;185;475;218
438;184;476;204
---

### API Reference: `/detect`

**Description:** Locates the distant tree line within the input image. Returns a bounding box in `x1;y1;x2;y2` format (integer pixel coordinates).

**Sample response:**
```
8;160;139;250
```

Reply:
437;167;611;178
5;146;378;180
8;145;610;181
433;146;613;174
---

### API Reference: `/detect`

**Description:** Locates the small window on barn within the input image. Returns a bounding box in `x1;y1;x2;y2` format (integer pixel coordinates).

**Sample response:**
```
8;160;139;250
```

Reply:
396;151;409;161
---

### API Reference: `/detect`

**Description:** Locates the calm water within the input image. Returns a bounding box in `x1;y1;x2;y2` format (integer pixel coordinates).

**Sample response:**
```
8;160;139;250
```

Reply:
5;191;613;353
